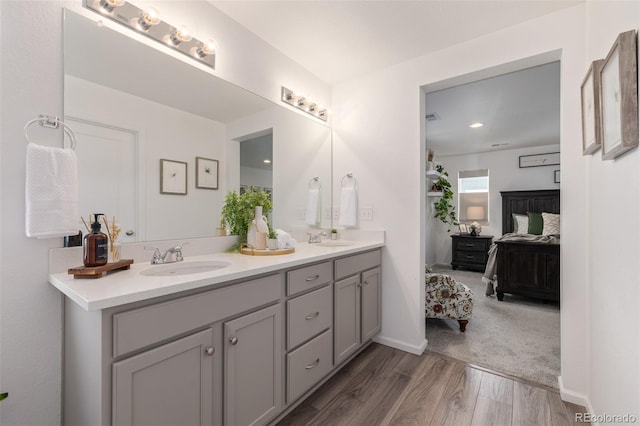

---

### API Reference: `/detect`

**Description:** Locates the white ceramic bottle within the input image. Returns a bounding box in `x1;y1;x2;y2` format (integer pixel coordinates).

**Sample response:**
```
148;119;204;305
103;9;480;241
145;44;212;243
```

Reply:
247;205;269;249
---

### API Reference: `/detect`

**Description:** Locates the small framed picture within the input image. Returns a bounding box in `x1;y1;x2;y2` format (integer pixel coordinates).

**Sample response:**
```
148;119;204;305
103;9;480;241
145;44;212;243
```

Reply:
195;157;219;190
240;185;248;195
160;159;187;195
519;152;560;168
554;170;560;183
581;59;604;155
263;187;272;200
599;30;638;160
459;223;468;234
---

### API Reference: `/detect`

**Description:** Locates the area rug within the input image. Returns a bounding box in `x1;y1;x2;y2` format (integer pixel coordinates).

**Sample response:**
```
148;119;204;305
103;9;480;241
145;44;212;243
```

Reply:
426;265;560;389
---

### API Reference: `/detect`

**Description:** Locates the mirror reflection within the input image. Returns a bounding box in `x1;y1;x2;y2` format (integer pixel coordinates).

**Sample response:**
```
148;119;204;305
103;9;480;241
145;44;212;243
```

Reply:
63;9;332;243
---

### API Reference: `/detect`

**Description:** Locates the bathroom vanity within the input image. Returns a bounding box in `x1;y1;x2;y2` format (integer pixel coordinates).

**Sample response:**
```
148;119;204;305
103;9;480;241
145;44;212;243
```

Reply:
49;241;383;426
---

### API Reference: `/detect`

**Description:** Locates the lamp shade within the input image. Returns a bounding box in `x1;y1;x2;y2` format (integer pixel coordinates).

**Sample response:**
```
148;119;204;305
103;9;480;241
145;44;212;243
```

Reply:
466;206;485;221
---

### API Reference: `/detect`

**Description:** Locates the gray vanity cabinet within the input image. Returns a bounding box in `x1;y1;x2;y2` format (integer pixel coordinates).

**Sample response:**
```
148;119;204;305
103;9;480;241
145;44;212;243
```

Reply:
112;329;215;426
224;304;282;426
334;250;382;366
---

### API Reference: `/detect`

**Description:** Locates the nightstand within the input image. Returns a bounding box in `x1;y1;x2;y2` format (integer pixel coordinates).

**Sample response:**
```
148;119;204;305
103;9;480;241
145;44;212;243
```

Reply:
451;234;493;272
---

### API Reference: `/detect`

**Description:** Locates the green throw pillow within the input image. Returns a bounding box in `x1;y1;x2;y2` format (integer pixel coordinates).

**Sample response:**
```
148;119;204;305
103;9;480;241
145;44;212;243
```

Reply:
527;212;543;235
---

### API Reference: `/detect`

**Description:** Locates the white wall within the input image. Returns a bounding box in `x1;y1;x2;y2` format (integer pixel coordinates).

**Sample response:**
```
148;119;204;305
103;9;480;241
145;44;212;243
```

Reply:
584;1;640;419
240;166;272;191
332;2;591;403
427;144;560;265
0;1;330;425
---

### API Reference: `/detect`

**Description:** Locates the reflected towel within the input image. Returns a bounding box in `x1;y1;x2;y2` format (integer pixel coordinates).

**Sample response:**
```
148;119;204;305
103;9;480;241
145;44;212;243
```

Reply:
304;188;320;226
25;143;79;238
275;229;297;249
338;187;358;227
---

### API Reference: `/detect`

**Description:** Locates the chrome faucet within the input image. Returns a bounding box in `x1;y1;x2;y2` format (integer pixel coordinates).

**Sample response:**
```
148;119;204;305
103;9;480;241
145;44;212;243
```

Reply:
307;231;327;243
145;244;186;264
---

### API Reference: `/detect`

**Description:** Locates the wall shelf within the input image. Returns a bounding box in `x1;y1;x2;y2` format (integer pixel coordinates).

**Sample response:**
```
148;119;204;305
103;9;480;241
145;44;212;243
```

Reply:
427;191;443;197
426;170;442;179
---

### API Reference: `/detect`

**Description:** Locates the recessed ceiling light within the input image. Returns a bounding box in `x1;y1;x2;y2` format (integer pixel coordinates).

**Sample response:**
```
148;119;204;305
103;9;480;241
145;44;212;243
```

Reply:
263;159;271;164
469;122;484;128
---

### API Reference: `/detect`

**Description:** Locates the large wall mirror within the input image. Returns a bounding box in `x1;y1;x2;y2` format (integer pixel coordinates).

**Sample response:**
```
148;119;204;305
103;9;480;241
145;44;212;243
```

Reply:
63;9;332;243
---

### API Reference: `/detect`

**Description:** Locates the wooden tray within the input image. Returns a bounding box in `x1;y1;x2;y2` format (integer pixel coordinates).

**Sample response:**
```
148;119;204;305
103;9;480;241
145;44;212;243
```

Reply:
68;259;134;279
240;245;295;256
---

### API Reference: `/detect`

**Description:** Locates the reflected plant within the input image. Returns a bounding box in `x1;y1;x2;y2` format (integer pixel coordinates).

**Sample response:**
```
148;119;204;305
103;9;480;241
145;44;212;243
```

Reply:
432;164;459;230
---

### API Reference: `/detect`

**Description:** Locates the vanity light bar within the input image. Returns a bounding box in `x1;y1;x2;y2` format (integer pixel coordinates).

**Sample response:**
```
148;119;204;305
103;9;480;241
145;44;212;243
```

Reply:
84;0;215;69
281;87;328;122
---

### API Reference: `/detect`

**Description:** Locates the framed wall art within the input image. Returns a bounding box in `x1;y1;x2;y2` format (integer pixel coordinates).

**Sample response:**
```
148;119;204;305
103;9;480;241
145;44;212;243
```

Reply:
599;29;638;160
519;152;560;168
581;59;604;155
195;157;219;190
160;159;187;195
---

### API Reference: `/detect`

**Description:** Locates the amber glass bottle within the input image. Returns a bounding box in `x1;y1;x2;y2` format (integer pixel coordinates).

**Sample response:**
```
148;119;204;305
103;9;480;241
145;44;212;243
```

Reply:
83;213;108;267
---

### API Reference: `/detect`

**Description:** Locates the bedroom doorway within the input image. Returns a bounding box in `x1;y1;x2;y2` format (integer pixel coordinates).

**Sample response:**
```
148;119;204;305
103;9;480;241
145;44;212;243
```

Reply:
421;53;562;388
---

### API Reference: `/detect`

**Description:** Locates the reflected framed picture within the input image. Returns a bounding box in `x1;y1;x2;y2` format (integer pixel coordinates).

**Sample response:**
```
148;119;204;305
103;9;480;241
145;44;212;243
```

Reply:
519;152;560;168
264;187;272;200
160;159;187;195
240;185;248;195
581;59;604;155
599;29;638;160
195;157;219;190
459;224;468;234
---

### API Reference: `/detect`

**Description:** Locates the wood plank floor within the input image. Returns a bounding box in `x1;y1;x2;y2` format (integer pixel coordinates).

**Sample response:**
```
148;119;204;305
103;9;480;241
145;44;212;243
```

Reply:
277;344;587;426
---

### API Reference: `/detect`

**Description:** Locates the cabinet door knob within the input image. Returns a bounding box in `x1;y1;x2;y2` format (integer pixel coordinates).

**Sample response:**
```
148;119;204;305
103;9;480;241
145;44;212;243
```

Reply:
229;337;238;345
363;280;369;286
305;274;320;282
305;311;320;320
205;346;215;356
357;282;362;287
125;230;134;236
305;358;320;370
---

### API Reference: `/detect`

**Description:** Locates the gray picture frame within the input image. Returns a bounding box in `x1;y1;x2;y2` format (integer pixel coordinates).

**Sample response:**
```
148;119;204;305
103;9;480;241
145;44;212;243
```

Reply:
519;152;560;168
160;159;187;195
599;30;638;160
581;59;604;155
195;157;219;190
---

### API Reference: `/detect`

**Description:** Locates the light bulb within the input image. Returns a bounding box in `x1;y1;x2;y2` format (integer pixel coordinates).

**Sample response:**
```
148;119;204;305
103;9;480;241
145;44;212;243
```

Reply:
98;0;125;13
133;7;160;31
191;38;216;58
168;25;192;46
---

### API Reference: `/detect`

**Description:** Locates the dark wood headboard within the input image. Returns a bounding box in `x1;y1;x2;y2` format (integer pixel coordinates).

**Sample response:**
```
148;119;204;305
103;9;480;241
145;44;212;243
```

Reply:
501;189;560;234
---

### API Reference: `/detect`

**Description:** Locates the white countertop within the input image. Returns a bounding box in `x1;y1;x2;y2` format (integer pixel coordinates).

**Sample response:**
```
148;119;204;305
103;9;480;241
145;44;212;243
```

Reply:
49;241;384;312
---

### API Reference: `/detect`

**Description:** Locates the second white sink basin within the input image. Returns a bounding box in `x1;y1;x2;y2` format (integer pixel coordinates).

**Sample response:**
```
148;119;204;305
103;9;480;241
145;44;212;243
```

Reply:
316;240;354;247
140;260;232;277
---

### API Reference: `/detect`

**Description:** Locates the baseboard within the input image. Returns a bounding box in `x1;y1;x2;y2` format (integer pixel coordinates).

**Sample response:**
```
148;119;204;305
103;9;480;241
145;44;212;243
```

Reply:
373;334;428;355
558;376;592;411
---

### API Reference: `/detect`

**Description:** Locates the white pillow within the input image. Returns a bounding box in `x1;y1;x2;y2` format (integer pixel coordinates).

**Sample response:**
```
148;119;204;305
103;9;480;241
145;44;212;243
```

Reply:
512;214;529;234
542;212;560;236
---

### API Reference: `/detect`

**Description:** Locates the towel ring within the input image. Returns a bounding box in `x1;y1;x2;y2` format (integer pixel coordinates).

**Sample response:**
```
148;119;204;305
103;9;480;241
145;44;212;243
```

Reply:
340;173;357;189
308;177;321;189
24;115;77;150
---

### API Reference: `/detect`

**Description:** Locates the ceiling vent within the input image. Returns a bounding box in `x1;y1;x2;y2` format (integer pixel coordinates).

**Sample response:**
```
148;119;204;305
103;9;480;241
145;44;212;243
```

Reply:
425;112;440;122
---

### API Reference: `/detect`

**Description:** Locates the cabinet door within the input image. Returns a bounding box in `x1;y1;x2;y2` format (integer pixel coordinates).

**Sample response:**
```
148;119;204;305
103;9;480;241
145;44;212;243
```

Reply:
224;304;282;426
112;329;214;426
334;275;361;365
361;267;382;341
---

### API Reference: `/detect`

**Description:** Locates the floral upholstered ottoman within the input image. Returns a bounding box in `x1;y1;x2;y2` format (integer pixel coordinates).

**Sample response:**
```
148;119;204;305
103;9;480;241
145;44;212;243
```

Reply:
425;273;473;332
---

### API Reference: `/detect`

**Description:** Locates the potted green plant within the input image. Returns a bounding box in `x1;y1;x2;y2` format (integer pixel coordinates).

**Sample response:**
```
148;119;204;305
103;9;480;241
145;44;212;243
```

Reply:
330;228;338;240
267;228;278;250
432;164;459;230
221;188;273;251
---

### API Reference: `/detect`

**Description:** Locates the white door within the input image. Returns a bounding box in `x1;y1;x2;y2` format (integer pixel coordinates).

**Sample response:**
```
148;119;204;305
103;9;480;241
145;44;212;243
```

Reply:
66;117;139;243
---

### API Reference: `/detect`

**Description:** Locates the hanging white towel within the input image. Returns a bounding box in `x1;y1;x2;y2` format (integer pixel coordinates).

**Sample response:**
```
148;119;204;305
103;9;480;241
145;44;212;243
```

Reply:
338;187;358;227
25;142;79;238
304;188;320;226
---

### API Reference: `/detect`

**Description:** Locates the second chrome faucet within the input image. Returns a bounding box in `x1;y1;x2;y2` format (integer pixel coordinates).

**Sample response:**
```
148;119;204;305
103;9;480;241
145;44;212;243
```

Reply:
146;243;185;264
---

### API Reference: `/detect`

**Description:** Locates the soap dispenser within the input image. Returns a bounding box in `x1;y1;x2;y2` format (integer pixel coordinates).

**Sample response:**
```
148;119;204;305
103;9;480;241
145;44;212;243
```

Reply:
83;213;108;267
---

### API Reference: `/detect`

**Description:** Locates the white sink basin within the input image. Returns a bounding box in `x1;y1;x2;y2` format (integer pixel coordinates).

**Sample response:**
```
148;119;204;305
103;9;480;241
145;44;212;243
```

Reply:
316;240;354;247
140;260;231;277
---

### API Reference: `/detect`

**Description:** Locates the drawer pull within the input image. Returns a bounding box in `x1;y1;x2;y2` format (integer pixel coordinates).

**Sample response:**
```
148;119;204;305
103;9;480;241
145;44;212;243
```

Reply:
305;311;320;320
465;244;476;247
305;358;320;370
466;255;474;259
305;274;320;282
229;337;238;345
363;280;369;286
205;346;215;356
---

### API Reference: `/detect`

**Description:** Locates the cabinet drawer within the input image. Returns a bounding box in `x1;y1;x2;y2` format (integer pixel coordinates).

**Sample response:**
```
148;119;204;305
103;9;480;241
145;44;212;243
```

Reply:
287;262;333;297
335;250;381;280
287;286;332;350
453;239;488;252
287;329;332;404
454;251;487;264
113;274;281;357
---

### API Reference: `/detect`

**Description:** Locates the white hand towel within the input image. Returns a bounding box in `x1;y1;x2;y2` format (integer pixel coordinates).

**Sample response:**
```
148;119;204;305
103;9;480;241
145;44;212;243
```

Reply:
275;229;297;249
25;142;79;238
304;188;320;226
338;187;358;227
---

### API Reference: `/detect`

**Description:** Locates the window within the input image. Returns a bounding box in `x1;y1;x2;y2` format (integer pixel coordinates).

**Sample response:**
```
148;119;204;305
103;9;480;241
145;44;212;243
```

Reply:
458;169;489;224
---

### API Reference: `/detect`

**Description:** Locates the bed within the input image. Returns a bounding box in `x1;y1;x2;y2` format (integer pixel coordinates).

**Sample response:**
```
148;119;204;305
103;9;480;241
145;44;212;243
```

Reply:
494;189;560;302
